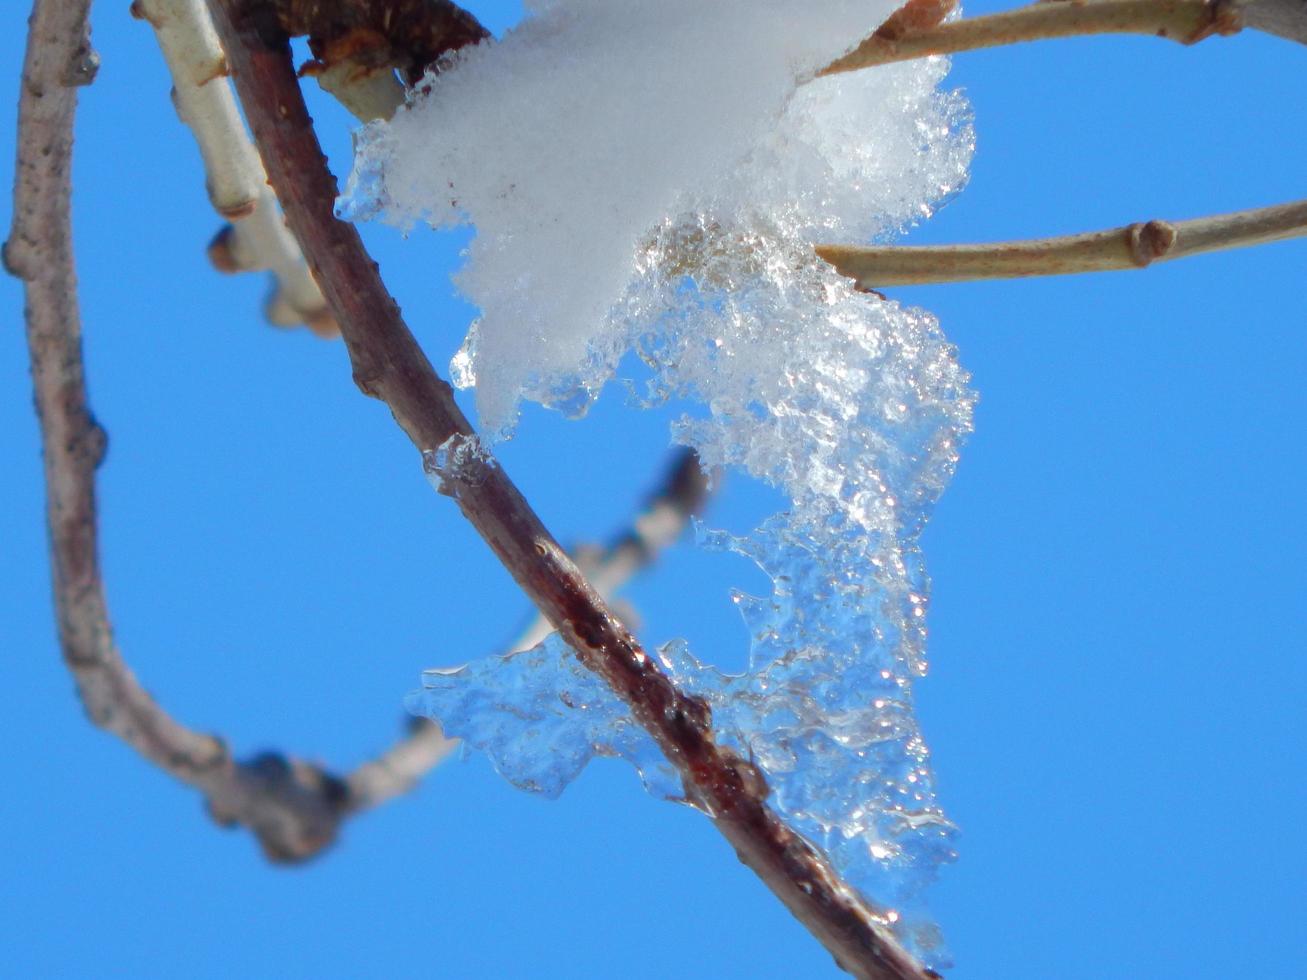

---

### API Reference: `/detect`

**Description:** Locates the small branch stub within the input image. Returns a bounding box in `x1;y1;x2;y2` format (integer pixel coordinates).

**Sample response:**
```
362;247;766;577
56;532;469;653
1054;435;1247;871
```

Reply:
819;0;1245;76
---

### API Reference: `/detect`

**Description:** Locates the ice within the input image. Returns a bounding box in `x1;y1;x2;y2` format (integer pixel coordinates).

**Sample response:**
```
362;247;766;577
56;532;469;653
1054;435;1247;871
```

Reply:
349;0;975;966
342;0;971;437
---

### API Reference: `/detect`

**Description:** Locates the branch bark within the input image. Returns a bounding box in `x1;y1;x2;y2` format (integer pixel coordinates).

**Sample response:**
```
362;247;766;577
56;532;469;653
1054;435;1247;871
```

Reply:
204;2;934;977
7;0;344;862
819;0;1244;76
1244;0;1307;42
345;447;714;811
815;198;1307;287
6;0;700;867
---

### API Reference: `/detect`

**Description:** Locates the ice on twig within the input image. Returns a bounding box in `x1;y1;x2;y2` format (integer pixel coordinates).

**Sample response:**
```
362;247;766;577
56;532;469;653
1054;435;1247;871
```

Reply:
349;0;974;965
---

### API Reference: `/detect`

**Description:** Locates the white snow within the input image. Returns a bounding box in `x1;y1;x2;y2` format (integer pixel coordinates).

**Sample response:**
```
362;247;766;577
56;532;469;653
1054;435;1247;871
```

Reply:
347;0;975;965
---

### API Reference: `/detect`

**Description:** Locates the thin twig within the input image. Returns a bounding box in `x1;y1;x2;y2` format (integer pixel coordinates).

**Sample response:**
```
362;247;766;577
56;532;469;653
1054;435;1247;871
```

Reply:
204;3;932;977
815;198;1307;287
819;0;1244;76
8;0;342;862
1244;0;1307;43
131;0;334;334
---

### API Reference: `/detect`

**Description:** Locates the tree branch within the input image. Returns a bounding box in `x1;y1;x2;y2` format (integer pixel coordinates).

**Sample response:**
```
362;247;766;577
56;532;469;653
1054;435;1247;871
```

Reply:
819;0;1245;76
814;198;1307;287
277;0;489;120
204;3;933;977
7;0;345;862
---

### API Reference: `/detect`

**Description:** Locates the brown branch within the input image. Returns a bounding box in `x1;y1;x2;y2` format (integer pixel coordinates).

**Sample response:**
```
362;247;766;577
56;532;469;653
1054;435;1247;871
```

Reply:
345;447;715;811
819;0;1244;76
204;3;933;977
275;0;488;119
815;198;1307;288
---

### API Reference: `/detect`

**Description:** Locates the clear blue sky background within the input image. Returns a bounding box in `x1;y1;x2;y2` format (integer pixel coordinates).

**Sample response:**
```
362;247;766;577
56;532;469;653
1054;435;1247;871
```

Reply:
3;2;1304;977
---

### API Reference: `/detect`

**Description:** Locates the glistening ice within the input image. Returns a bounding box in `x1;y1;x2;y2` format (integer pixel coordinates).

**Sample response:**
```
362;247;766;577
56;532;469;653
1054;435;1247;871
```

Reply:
345;0;975;965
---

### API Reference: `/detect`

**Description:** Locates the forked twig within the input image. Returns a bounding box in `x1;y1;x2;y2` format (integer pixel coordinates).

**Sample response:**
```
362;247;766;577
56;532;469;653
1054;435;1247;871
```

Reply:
204;2;933;976
816;198;1307;287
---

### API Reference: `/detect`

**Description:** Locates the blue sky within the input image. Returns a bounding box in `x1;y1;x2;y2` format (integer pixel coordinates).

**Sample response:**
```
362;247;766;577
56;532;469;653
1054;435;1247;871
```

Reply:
2;2;1304;978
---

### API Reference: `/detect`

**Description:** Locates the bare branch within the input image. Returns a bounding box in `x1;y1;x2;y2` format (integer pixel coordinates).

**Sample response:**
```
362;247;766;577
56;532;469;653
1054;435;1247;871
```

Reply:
130;0;334;333
819;0;1244;76
815;198;1307;288
204;4;931;976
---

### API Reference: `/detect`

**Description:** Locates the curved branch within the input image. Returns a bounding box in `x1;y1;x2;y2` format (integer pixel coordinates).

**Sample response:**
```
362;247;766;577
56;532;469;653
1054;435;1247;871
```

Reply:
203;3;933;977
6;0;348;862
6;0;712;854
7;0;710;854
815;198;1307;288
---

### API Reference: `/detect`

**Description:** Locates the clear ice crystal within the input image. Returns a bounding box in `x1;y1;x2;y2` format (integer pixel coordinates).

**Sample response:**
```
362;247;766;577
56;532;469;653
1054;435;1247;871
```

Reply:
422;432;496;497
409;634;679;800
346;0;975;966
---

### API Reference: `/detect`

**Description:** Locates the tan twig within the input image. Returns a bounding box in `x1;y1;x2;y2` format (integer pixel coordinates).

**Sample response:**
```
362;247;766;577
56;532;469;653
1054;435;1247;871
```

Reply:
204;3;933;976
819;0;1244;76
7;0;705;861
815;198;1307;288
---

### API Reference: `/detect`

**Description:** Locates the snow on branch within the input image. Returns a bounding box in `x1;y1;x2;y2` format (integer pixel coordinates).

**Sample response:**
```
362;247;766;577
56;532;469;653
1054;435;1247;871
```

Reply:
816;198;1307;287
203;3;936;976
